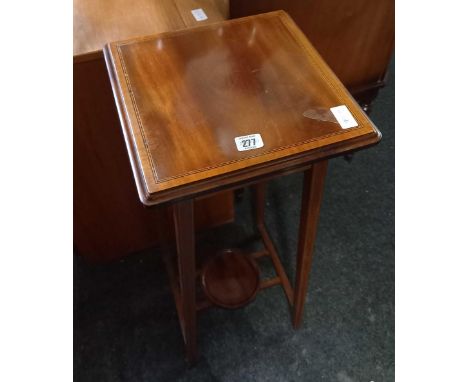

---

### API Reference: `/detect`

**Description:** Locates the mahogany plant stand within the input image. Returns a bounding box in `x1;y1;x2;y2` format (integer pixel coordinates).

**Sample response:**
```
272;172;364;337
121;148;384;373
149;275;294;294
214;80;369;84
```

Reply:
104;11;381;364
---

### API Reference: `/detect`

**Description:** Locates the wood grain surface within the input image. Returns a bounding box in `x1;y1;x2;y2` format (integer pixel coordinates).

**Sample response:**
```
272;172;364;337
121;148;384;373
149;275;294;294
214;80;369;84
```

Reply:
104;11;381;205
74;0;234;262
230;0;395;92
74;0;228;61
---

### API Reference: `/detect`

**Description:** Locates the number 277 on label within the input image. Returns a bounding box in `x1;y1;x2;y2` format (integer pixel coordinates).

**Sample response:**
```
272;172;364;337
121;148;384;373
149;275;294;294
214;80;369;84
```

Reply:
234;134;264;151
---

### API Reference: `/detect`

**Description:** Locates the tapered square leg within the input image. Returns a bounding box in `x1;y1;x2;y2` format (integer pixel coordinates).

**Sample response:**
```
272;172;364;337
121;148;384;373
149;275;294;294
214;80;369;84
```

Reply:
173;199;198;364
252;182;294;305
293;160;328;329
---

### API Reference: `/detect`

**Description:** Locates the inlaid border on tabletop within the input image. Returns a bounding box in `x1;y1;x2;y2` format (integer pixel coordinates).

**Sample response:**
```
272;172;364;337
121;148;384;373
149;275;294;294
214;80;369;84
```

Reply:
104;11;381;205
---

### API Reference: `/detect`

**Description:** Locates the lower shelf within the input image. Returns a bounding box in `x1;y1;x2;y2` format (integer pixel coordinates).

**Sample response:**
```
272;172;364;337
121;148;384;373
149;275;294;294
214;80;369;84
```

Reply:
201;248;260;309
163;220;294;320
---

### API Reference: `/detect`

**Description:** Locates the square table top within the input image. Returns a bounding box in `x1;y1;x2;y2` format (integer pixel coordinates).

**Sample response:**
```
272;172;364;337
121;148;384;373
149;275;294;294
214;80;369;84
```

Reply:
104;11;381;205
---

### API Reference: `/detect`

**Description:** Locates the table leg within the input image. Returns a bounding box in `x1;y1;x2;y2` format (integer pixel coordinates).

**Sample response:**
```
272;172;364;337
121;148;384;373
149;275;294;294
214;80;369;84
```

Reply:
253;182;294;305
293;160;328;329
173;199;198;364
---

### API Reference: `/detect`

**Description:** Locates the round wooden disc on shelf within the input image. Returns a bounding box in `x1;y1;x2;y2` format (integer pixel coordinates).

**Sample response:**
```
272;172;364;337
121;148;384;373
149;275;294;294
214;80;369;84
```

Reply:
201;249;260;309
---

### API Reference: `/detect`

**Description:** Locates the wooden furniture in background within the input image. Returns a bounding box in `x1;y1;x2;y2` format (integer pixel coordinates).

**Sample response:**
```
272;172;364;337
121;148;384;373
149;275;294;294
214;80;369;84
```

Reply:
104;11;381;362
230;0;395;112
74;0;229;61
74;0;233;263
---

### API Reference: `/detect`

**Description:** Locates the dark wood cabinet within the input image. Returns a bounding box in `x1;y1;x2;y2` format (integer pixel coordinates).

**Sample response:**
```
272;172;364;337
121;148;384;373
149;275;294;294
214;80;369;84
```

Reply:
230;0;395;111
74;0;234;263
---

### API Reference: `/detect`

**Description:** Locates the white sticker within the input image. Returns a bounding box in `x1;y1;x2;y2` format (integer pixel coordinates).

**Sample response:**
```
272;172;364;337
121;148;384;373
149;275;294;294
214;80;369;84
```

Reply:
235;134;264;151
191;8;208;21
330;105;358;129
